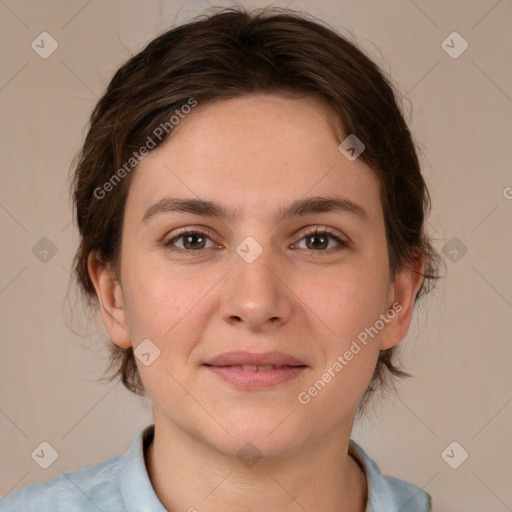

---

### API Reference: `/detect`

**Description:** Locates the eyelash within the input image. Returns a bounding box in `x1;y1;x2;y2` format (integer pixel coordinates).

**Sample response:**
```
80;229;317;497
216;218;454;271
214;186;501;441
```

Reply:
162;227;350;255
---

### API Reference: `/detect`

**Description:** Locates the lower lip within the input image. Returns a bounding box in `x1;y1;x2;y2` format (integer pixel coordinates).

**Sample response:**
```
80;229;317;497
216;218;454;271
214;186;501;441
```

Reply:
204;365;306;389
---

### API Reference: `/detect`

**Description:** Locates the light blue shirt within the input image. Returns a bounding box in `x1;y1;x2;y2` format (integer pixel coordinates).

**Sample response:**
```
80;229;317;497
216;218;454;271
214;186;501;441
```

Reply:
0;424;432;511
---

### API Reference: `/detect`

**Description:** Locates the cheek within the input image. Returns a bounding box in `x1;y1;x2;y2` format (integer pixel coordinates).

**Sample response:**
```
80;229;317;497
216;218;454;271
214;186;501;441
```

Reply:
122;262;218;366
292;258;388;402
294;268;385;412
124;261;197;328
123;268;210;396
296;259;389;342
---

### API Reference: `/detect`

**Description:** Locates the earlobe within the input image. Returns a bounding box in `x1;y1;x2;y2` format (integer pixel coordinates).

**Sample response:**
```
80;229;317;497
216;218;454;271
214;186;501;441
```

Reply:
379;255;425;351
87;252;132;349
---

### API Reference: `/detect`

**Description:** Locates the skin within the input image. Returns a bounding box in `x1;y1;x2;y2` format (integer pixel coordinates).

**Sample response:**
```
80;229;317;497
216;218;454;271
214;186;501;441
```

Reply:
88;93;424;512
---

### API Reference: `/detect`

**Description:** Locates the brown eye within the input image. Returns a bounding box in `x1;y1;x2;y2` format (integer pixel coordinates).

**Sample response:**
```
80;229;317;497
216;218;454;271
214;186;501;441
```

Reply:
294;229;350;252
306;232;330;250
164;230;216;252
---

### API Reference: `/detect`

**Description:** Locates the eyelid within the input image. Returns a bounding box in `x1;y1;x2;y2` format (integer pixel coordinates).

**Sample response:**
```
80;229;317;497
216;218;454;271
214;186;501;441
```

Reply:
291;225;351;251
294;225;349;243
162;226;219;246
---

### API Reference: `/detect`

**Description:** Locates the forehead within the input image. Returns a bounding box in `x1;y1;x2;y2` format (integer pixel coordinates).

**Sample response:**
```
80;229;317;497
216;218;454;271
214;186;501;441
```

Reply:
125;93;382;224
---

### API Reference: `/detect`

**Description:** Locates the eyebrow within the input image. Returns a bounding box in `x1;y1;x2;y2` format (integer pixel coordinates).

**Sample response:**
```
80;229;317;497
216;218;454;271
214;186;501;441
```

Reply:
141;195;370;225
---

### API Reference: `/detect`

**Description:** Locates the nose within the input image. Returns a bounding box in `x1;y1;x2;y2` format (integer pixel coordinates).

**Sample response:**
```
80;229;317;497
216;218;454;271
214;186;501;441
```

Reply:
219;242;293;332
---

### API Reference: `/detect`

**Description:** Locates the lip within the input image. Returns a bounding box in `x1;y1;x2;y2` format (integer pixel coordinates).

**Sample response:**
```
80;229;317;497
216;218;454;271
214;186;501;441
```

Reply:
203;351;308;390
204;350;306;367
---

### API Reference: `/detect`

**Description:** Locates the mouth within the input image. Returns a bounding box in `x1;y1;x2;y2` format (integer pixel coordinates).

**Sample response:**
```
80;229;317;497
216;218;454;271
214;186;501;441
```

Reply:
203;351;308;389
208;364;301;371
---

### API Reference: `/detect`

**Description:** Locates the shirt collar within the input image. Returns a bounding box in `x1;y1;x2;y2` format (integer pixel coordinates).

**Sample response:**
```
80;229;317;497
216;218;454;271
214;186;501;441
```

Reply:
349;439;430;512
117;424;426;512
117;424;167;512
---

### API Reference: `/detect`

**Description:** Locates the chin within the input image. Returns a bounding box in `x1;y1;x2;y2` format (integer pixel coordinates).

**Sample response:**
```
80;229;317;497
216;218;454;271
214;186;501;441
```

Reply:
209;409;310;461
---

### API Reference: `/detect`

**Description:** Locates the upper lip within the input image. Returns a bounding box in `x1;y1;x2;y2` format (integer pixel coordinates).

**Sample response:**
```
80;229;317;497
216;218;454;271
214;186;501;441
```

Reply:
204;351;307;367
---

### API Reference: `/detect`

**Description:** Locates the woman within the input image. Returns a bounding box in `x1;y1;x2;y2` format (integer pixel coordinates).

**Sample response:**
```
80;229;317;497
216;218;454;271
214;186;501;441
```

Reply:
0;6;440;511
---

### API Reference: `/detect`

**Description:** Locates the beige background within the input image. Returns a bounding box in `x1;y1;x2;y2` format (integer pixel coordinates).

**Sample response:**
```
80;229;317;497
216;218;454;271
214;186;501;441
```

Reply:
1;0;511;510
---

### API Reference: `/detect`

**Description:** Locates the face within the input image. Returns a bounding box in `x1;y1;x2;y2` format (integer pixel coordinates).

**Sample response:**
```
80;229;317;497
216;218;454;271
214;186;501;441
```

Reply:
90;93;422;459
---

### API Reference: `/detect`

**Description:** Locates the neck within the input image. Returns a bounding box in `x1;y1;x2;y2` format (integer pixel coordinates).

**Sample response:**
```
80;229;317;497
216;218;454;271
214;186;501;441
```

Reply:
144;413;367;512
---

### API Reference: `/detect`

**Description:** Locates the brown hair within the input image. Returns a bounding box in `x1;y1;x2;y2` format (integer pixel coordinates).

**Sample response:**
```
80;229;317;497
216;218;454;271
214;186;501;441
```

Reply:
68;6;442;416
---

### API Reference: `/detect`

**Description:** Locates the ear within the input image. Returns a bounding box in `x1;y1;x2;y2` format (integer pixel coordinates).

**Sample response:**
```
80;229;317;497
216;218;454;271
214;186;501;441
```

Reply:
379;254;425;350
87;251;132;349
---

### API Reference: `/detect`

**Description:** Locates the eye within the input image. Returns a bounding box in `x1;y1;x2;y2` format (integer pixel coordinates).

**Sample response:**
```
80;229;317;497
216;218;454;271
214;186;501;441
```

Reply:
162;226;350;255
293;227;350;252
163;229;217;253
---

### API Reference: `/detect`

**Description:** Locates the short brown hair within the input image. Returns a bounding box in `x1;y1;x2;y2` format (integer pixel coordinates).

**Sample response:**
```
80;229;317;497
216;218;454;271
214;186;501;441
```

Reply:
68;6;442;416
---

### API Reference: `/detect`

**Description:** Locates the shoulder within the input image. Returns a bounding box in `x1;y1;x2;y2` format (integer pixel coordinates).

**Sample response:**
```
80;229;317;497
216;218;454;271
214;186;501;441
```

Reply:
0;454;125;512
349;440;432;512
379;475;432;512
0;425;159;512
